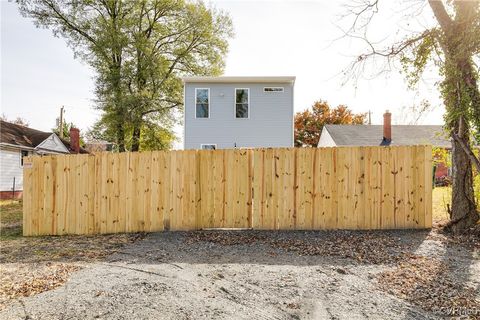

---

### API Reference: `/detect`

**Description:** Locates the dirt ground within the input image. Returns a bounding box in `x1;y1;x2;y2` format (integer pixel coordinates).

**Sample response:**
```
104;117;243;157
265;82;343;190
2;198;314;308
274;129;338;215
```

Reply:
0;201;144;311
0;228;478;319
1;198;479;320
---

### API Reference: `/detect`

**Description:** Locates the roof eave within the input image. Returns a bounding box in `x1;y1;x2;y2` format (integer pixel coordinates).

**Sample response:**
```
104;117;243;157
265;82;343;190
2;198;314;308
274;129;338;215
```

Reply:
181;76;296;84
0;142;36;150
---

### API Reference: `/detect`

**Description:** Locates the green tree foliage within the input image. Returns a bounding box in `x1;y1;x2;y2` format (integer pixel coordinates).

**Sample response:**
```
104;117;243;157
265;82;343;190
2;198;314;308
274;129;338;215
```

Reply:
18;0;233;151
52;122;86;147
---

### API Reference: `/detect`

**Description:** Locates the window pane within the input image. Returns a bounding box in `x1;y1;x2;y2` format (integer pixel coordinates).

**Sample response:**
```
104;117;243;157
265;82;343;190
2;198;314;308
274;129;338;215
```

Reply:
21;150;28;166
236;103;248;118
196;103;209;118
235;89;248;103
196;89;209;104
202;144;216;150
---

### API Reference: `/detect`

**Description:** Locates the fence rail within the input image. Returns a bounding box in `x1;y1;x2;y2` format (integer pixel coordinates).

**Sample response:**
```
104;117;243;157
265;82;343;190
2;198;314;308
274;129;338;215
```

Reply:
22;146;432;236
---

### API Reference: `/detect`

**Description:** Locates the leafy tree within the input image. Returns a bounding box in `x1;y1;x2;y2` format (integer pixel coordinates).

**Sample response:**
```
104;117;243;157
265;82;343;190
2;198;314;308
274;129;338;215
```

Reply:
52;122;86;147
86;118;174;151
294;101;366;147
342;0;480;232
18;0;233;152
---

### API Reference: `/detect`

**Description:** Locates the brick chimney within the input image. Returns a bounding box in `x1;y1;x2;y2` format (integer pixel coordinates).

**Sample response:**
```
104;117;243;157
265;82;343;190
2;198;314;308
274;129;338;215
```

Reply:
383;110;392;143
69;127;80;154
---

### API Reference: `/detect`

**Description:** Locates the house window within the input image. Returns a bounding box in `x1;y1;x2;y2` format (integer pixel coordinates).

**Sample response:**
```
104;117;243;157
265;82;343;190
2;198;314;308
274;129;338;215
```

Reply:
201;144;216;150
264;87;284;92
20;150;29;166
235;88;249;118
195;88;210;118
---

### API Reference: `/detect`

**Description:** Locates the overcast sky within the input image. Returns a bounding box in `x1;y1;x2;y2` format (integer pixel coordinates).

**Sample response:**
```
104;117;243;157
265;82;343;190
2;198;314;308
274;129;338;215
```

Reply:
1;0;444;146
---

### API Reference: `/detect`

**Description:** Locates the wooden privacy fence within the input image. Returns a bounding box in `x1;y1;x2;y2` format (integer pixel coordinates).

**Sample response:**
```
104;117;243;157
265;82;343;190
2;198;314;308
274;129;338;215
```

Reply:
22;146;432;236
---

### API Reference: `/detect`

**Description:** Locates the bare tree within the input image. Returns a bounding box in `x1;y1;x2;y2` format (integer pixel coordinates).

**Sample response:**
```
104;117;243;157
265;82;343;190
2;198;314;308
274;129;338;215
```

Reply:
1;114;30;127
396;99;434;125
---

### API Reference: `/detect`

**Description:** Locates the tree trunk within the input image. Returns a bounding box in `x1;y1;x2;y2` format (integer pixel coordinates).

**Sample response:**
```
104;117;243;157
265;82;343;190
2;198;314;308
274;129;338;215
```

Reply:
428;0;479;233
116;123;126;152
131;124;141;152
449;135;479;233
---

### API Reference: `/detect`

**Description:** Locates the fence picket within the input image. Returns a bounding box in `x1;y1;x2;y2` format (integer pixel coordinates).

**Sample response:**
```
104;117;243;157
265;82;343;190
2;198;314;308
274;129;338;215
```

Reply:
23;146;432;235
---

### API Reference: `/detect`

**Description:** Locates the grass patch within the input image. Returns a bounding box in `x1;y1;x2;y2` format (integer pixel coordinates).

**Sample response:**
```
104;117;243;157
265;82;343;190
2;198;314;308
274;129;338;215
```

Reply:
432;186;451;222
0;201;23;240
0;201;22;225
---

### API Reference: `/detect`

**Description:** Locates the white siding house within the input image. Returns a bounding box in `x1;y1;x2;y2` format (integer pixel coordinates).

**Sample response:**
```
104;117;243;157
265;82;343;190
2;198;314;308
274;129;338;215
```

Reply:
0;148;29;195
183;76;295;149
0;120;84;199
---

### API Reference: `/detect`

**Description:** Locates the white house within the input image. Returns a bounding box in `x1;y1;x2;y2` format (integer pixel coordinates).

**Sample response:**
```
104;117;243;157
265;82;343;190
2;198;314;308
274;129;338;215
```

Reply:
182;76;295;149
0;120;84;199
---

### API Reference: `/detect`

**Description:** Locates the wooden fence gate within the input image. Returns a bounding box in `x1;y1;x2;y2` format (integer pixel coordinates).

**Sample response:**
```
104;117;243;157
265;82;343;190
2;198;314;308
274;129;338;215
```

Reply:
22;146;432;236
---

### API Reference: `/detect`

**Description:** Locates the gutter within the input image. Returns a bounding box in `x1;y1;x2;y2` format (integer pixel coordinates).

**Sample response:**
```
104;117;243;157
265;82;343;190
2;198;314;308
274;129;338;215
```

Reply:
35;147;70;154
0;143;70;154
0;143;35;150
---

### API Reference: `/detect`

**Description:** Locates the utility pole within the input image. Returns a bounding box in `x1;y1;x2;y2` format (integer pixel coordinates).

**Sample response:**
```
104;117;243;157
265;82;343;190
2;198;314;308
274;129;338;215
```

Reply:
368;110;372;125
59;106;64;138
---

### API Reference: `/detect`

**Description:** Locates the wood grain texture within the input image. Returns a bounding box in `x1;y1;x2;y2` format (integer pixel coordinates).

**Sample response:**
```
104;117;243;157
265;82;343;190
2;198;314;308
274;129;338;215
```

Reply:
23;147;432;235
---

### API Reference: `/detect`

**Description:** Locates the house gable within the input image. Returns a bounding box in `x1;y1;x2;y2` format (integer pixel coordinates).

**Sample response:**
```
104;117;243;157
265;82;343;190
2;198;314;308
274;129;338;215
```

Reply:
317;127;337;147
35;134;69;154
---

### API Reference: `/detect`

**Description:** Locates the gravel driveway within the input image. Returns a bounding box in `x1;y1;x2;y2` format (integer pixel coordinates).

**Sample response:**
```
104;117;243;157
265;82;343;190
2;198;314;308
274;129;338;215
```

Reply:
1;230;478;320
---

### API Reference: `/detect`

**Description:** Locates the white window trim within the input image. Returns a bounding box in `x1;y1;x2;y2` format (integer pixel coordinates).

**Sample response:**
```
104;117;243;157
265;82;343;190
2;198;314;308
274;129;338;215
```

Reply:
264;87;284;92
200;144;217;150
195;88;210;119
234;88;250;119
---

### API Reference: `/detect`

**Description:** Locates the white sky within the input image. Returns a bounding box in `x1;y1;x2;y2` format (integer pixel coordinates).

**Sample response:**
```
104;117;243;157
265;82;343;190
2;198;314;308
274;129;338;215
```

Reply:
1;0;444;145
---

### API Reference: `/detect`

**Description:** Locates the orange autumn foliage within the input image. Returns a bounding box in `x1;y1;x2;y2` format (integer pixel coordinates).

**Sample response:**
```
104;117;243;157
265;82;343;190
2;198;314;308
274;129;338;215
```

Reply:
294;101;366;147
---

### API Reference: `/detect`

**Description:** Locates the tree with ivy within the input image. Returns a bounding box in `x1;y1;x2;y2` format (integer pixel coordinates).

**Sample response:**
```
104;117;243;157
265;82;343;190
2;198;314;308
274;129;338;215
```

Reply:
343;0;479;232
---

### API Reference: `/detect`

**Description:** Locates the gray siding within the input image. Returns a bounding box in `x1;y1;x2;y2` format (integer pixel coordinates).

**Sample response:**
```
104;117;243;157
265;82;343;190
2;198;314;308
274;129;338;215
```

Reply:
184;82;294;149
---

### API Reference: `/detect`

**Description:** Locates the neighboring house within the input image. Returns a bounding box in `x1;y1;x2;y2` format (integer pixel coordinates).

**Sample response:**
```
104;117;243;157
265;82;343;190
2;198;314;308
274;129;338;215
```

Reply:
85;140;115;153
183;76;295;149
317;111;451;181
0;120;86;199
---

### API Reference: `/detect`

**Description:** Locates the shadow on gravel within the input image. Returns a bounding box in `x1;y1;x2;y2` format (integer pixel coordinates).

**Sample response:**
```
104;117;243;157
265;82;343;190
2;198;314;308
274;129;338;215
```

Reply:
106;229;431;267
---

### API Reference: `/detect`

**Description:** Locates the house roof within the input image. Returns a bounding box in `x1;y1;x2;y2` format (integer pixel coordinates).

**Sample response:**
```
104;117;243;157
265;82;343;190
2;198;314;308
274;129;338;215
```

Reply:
1;120;52;148
323;124;450;147
181;76;296;84
0;120;88;153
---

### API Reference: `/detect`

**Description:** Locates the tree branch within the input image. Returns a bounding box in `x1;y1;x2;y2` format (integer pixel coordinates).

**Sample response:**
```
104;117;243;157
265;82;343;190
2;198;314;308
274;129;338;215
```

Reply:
452;132;480;172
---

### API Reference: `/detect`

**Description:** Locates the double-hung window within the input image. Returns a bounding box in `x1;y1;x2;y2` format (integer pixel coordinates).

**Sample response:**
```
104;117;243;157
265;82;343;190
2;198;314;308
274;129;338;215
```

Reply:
195;88;210;118
235;88;249;119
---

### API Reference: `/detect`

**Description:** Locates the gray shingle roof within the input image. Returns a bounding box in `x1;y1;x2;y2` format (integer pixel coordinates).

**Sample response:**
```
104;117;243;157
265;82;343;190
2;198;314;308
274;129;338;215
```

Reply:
323;125;450;147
